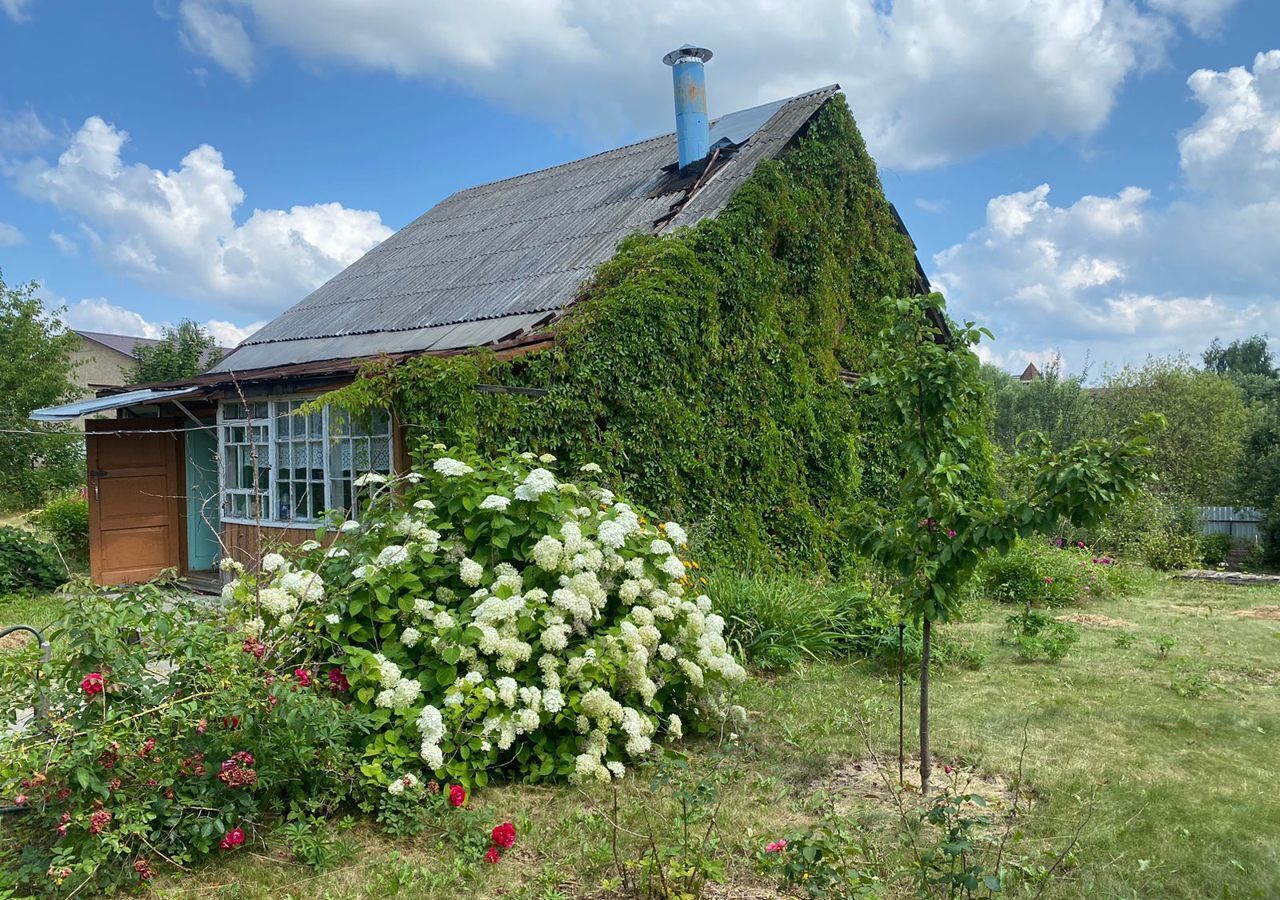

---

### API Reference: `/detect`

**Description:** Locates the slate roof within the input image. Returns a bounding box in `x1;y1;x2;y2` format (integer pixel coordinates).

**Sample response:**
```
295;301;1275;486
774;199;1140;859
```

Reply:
76;330;228;366
211;86;842;374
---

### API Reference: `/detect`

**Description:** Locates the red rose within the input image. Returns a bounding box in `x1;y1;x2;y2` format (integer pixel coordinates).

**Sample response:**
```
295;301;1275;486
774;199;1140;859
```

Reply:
220;826;246;850
328;668;350;692
294;668;312;687
80;672;105;696
448;784;466;808
490;821;516;849
485;846;501;864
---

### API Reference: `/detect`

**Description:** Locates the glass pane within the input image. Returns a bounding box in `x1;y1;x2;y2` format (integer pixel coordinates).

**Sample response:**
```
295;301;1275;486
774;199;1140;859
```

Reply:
372;437;390;472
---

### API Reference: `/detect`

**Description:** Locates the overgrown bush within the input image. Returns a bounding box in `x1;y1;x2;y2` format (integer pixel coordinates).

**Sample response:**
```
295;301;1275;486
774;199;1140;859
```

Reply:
224;448;747;792
0;526;66;592
1004;608;1080;662
0;582;366;896
1080;487;1202;570
34;490;89;557
1199;534;1233;568
977;539;1130;606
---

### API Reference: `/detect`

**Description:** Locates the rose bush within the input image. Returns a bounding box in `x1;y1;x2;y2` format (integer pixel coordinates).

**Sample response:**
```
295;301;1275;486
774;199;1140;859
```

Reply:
224;447;748;791
0;582;365;896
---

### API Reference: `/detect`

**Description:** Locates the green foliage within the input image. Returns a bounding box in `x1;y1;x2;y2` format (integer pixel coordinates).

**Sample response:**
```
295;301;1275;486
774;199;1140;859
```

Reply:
855;293;1157;625
33;490;89;557
0;272;83;510
755;814;881;898
980;356;1094;453
0;582;366;896
128;319;222;383
1198;534;1233;567
319;98;922;571
1092;358;1247;504
977;540;1131;606
225;449;746;789
1004;608;1080;662
1203;334;1275;380
0;526;66;592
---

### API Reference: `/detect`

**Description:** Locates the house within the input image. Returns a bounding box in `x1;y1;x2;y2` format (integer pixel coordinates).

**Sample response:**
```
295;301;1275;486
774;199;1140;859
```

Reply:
65;330;229;428
1018;362;1041;383
31;46;935;586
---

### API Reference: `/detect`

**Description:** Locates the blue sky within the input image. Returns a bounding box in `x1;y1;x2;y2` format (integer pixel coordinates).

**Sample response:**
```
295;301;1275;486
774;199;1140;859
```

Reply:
1;0;1278;374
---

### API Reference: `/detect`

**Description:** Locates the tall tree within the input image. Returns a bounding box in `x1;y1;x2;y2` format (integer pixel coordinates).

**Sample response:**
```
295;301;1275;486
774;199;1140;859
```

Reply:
1092;358;1247;505
129;320;222;383
0;272;83;509
858;294;1157;794
980;355;1094;453
1202;334;1275;379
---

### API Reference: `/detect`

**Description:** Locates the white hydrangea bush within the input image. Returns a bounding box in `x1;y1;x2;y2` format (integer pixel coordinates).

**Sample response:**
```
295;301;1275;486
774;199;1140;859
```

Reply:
225;447;746;788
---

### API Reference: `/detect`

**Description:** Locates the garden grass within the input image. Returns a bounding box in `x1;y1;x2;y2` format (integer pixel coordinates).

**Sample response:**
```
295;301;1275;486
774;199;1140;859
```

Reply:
14;575;1279;899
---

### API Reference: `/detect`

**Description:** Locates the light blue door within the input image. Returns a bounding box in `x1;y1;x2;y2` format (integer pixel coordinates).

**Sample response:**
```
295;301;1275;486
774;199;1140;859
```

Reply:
186;427;221;571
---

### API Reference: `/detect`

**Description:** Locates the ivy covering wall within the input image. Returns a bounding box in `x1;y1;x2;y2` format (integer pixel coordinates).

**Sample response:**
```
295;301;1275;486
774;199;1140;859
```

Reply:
324;97;961;570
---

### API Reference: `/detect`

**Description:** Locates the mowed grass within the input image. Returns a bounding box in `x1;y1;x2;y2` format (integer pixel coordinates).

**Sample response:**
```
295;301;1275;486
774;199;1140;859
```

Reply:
5;577;1278;899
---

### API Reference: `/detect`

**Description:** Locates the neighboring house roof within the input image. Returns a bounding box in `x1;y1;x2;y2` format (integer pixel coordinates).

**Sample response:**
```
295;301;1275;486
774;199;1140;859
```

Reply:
211;86;848;374
75;329;230;366
1019;362;1041;382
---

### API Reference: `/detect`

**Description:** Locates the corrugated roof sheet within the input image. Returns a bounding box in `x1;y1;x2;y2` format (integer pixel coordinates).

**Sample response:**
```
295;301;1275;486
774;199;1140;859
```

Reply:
211;85;840;374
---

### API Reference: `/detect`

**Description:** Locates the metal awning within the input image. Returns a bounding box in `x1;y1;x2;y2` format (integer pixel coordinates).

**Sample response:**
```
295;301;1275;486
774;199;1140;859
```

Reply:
29;387;202;422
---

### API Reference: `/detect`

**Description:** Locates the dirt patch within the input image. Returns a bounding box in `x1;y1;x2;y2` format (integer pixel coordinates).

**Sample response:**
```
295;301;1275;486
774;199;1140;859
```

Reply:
1233;606;1280;621
1209;666;1280;686
820;755;1030;819
1057;613;1134;628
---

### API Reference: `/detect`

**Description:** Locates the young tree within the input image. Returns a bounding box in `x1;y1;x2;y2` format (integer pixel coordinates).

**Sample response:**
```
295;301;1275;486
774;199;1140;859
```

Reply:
857;295;1158;794
129;320;222;383
0;272;83;509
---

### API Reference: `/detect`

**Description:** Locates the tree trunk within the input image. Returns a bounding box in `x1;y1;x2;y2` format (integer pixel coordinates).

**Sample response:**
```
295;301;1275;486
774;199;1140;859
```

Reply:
898;622;905;786
919;618;932;796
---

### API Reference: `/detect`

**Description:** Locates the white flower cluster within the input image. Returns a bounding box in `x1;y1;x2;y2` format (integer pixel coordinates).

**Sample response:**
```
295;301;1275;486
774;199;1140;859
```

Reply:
228;450;744;789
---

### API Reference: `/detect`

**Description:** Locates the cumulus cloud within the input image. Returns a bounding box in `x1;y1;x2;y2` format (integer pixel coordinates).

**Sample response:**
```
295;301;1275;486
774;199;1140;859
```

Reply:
12;116;391;316
63;297;263;347
179;0;255;81
934;51;1280;372
168;0;1232;170
0;222;25;246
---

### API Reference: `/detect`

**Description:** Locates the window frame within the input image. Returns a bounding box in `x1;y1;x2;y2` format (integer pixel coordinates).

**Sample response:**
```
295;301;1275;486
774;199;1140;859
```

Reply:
216;394;394;528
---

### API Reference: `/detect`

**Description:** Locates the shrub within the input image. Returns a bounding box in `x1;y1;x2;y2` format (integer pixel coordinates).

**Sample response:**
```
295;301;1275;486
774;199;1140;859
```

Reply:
34;490;89;556
222;448;748;791
1142;529;1202;571
1081;487;1203;570
0;526;66;593
977;539;1128;606
1200;534;1233;568
1004;608;1080;662
0;582;365;896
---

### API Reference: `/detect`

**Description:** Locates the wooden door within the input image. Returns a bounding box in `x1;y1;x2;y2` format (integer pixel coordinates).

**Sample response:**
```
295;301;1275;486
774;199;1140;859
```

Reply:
87;419;183;585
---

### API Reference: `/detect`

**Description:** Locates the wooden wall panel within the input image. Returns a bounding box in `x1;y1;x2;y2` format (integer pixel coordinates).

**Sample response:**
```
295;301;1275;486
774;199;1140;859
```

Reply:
221;522;333;570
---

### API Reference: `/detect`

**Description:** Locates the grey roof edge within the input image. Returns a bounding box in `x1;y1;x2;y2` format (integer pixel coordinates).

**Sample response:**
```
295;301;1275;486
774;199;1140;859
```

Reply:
30;387;202;422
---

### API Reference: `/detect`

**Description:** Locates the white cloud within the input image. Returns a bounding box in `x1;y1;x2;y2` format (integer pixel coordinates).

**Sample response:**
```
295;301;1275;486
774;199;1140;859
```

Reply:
0;222;25;246
62;297;263;347
1147;0;1241;36
13;116;392;316
179;0;255;82
48;230;77;255
168;0;1235;170
1179;50;1280;202
0;0;34;23
935;51;1280;372
0;108;54;154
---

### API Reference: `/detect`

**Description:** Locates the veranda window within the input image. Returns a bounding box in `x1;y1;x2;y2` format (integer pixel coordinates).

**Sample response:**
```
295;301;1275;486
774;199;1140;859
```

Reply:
218;398;393;526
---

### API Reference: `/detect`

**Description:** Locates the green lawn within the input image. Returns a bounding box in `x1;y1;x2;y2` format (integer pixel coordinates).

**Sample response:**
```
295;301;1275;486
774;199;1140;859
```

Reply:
4;575;1278;898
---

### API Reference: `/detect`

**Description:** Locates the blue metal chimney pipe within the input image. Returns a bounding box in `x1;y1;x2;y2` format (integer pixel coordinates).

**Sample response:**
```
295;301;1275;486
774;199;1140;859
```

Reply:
663;45;713;169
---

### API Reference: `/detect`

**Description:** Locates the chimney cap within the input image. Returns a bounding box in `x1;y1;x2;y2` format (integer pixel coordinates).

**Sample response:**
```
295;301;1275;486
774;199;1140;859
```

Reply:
663;44;713;66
